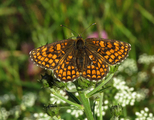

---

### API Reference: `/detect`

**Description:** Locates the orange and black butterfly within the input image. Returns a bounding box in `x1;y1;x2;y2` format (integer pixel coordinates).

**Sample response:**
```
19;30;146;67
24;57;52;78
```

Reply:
29;26;131;82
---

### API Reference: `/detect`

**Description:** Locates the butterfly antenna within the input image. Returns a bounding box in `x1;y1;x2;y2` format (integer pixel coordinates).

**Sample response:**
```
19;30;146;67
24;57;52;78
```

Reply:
60;25;78;36
81;23;96;36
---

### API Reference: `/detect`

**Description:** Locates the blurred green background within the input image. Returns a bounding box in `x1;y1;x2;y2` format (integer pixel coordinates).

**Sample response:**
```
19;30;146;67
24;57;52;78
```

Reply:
0;0;154;119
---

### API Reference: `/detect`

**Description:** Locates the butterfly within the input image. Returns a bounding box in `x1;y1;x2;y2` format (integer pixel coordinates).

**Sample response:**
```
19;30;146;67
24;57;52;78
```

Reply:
29;31;131;82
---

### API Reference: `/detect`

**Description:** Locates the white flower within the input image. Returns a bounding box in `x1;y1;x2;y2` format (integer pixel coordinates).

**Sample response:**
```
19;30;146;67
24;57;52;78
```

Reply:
135;107;154;120
138;54;154;65
21;92;37;107
67;107;83;118
33;113;53;120
137;71;148;82
0;107;9;120
113;77;146;107
0;94;15;104
94;100;109;117
151;66;154;74
118;58;138;75
50;89;68;104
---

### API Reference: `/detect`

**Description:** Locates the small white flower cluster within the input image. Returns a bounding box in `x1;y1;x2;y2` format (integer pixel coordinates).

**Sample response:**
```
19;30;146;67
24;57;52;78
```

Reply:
21;92;37;108
67;107;83;118
0;94;15;104
50;89;68;104
135;88;149;102
24;112;64;120
33;113;52;120
151;66;154;74
137;71;148;82
118;58;138;75
9;105;21;118
135;107;154;120
66;81;76;92
94;100;109;116
0;92;37;120
138;54;154;65
113;77;145;107
0;107;9;120
138;53;154;80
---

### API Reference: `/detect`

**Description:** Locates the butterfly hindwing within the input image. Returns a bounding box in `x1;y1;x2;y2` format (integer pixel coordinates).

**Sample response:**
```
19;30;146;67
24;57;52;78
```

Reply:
82;47;109;80
54;50;80;82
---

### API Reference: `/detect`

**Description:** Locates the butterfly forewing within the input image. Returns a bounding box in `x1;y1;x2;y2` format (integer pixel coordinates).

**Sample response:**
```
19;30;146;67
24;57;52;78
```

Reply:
85;38;131;65
29;39;75;69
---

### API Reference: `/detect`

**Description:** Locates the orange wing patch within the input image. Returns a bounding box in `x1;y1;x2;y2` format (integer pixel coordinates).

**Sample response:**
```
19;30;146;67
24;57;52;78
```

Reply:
82;60;109;80
54;52;80;81
29;39;74;69
85;38;131;65
82;48;109;80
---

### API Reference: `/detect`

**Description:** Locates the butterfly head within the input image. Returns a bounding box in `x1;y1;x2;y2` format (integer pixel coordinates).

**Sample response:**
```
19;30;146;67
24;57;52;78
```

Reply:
77;34;82;38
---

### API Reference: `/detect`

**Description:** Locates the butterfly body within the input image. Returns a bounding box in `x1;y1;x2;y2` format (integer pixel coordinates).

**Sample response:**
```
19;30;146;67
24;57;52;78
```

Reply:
29;35;131;82
75;37;88;73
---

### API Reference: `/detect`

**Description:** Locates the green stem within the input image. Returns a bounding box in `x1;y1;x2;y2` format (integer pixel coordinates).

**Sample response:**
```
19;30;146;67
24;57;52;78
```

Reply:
99;93;103;120
78;91;94;120
50;89;83;109
87;73;114;98
123;107;127;118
